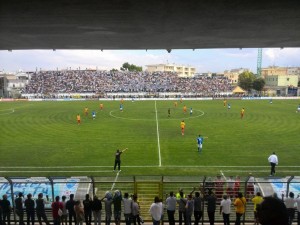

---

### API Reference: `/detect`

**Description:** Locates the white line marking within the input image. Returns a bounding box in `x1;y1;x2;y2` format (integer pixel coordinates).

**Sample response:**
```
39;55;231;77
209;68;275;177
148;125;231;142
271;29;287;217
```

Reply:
220;170;226;180
155;100;162;167
0;108;15;115
0;165;299;168
111;171;120;191
222;170;300;173
0;171;113;173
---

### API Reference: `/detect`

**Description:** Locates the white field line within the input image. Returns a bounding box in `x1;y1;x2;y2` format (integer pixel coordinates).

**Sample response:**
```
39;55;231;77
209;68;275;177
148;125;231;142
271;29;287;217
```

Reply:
0;170;113;173
155;100;162;167
111;171;120;191
220;170;226;180
0;165;299;168
0;170;299;173
222;170;300;173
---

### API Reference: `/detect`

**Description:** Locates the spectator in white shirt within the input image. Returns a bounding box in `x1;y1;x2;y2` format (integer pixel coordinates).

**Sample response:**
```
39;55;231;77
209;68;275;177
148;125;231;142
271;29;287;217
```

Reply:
282;192;296;225
149;197;163;225
220;194;231;225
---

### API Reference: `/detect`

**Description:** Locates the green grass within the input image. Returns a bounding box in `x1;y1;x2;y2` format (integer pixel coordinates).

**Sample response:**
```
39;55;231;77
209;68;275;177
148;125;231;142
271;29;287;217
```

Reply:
0;99;299;177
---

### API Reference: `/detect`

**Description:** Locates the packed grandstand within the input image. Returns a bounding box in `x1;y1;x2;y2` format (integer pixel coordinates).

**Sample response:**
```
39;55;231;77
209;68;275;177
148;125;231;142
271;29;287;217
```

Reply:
21;70;233;97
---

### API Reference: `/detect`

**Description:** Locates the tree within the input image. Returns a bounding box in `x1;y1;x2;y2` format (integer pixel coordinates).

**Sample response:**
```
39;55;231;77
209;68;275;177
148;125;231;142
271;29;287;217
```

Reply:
238;71;256;91
120;62;142;72
253;78;265;92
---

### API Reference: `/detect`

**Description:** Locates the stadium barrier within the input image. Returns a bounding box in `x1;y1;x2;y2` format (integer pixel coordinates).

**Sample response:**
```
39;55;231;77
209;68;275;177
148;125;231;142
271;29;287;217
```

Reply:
0;175;299;224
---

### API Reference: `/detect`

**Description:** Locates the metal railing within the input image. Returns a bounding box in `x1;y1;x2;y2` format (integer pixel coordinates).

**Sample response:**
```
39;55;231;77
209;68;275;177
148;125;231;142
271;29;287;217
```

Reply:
0;175;299;224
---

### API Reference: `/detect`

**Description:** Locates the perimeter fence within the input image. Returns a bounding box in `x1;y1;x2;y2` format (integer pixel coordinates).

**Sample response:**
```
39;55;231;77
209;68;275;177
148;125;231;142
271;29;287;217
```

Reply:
0;175;299;224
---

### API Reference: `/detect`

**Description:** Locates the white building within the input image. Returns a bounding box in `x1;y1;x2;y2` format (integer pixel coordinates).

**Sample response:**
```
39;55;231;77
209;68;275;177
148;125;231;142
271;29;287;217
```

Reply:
145;64;196;77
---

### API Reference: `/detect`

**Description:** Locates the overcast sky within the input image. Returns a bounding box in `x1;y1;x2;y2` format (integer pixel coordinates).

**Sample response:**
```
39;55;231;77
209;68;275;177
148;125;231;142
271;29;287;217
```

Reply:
1;48;300;73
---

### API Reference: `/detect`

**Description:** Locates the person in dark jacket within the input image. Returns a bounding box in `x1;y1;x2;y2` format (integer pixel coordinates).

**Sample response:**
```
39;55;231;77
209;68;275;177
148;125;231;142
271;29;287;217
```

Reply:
1;195;12;225
205;191;217;225
83;194;92;225
15;192;25;225
24;194;35;225
66;194;76;225
35;193;50;225
92;195;102;225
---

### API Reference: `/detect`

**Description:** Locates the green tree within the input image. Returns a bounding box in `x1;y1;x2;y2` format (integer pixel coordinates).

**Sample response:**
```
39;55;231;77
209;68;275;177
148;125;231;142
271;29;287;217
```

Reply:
238;71;256;91
120;62;142;72
253;78;266;92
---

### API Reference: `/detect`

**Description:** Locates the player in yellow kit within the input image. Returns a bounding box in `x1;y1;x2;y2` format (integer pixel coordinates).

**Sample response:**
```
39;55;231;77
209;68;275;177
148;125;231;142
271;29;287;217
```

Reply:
84;107;89;116
100;103;103;110
77;114;81;125
183;105;187;114
180;120;185;136
240;108;245;119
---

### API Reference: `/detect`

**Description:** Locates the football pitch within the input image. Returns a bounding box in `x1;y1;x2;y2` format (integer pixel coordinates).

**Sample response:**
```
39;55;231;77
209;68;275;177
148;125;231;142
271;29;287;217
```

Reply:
0;99;299;177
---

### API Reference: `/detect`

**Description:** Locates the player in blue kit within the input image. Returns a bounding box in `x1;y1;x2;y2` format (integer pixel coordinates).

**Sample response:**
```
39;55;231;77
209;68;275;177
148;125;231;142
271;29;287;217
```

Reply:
92;111;96;119
197;134;204;153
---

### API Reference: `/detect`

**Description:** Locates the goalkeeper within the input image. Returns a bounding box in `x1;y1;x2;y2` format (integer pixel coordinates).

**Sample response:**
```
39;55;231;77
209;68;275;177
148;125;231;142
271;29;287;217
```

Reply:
113;148;127;171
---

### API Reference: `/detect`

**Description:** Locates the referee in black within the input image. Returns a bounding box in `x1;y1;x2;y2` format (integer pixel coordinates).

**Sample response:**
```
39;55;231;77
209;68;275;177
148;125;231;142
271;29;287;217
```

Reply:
114;148;127;171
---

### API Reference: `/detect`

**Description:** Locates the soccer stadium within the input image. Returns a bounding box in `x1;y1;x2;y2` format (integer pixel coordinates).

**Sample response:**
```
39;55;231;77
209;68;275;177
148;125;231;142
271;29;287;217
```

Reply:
1;0;300;225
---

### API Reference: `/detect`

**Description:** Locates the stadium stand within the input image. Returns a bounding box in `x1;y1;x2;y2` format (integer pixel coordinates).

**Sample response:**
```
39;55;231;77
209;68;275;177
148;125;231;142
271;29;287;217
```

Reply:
21;70;233;97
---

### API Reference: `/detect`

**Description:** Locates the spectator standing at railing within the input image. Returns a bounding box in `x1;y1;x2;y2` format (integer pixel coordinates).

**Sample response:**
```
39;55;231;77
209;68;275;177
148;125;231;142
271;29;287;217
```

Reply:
149;196;163;225
185;195;194;225
205;191;217;225
103;192;113;225
25;194;35;225
123;193;132;225
295;194;300;225
66;194;77;225
91;195;102;225
251;192;263;225
35;193;50;225
1;194;11;225
220;194;231;225
193;191;203;225
132;195;142;225
233;192;246;225
61;196;68;225
15;192;25;225
113;190;122;225
282;192;296;225
74;201;84;225
51;196;63;225
177;191;187;225
83;194;92;225
165;192;177;225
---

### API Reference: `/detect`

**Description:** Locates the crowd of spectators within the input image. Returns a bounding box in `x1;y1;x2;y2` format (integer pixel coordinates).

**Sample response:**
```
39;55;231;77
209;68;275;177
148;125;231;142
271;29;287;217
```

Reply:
21;70;233;96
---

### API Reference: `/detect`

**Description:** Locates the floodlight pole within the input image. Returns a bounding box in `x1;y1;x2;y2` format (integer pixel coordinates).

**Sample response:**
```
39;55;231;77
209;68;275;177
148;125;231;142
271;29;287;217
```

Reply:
6;177;17;225
48;177;55;202
286;175;294;196
201;176;206;225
